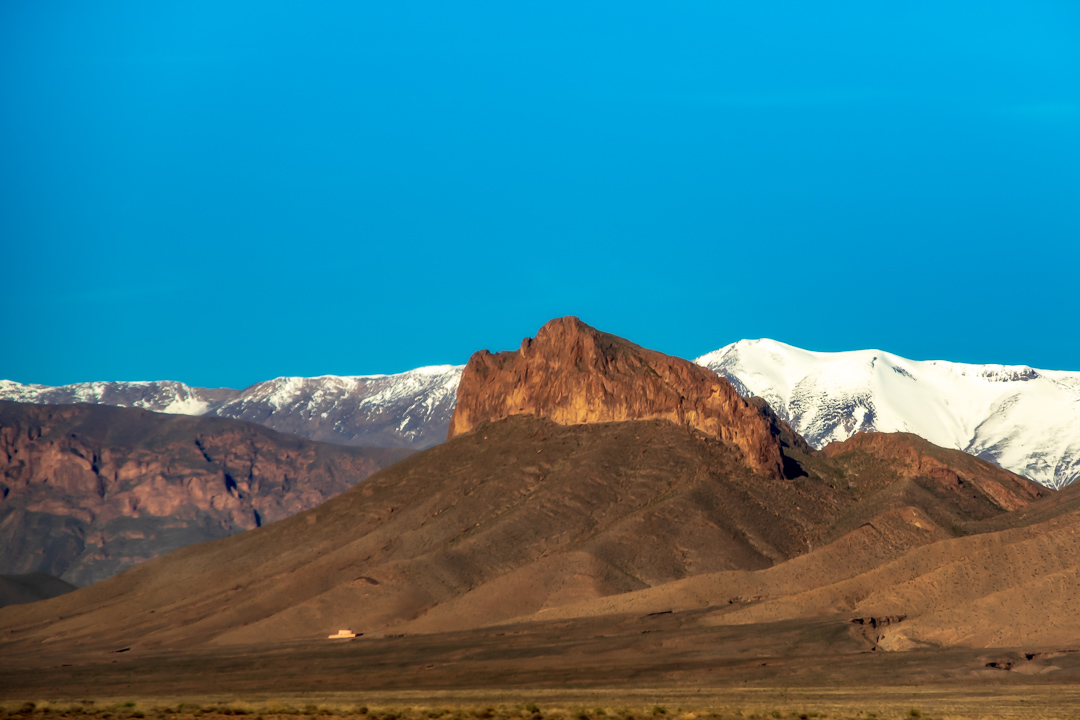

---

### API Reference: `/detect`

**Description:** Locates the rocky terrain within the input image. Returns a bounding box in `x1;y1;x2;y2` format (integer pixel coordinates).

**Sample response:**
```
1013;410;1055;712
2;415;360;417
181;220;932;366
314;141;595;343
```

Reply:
450;317;788;477
697;338;1080;488
0;319;1053;674
0;364;463;450
0;402;410;585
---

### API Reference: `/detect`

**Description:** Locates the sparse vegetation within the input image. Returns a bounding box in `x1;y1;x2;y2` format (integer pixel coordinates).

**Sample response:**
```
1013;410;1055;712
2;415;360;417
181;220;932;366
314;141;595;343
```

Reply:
0;696;1069;720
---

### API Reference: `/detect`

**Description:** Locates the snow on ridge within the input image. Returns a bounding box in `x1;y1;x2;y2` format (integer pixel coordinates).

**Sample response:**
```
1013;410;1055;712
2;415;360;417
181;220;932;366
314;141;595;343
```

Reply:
233;365;464;411
258;364;465;384
0;378;214;416
926;361;1041;383
0;379;50;402
0;364;465;450
695;338;1080;489
398;364;463;377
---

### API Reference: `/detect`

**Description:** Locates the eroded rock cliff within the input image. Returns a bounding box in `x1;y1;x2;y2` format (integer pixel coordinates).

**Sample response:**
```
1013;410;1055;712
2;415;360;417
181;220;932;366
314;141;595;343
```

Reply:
448;317;787;476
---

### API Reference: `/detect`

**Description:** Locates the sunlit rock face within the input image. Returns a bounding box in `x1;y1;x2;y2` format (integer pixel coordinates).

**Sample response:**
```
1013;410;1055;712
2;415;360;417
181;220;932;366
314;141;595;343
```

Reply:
449;316;786;478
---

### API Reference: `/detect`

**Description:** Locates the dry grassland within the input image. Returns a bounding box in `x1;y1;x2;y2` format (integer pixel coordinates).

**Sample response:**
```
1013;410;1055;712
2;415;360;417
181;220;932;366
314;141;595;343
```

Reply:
3;688;1080;720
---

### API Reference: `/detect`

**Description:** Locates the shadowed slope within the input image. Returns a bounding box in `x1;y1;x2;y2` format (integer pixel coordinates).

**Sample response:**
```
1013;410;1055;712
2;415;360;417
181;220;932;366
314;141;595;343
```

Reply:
0;572;76;608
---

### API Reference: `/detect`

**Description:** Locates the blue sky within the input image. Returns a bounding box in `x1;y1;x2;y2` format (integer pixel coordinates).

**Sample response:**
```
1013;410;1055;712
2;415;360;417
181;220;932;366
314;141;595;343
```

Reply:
3;2;1079;388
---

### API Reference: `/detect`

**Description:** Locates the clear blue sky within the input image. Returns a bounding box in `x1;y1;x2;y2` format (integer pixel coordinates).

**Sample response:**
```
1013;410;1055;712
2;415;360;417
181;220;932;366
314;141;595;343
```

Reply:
3;2;1079;388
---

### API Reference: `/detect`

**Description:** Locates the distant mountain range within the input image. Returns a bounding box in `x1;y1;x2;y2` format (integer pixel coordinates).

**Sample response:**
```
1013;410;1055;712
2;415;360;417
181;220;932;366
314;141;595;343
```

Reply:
0;402;411;585
3;340;1078;488
0;365;463;450
695;339;1080;490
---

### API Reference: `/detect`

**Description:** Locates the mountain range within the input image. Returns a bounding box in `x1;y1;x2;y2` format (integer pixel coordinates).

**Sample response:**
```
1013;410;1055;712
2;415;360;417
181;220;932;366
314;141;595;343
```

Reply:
3;317;1073;696
4;338;1078;488
0;364;463;450
0;402;410;585
696;339;1080;489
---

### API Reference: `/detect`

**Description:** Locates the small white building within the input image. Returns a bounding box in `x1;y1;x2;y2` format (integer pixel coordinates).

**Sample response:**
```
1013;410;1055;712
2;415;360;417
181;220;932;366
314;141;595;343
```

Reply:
327;629;356;639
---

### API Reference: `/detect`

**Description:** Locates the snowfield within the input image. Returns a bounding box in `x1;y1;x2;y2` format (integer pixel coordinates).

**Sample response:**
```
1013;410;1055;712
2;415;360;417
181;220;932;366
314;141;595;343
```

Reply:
696;339;1080;489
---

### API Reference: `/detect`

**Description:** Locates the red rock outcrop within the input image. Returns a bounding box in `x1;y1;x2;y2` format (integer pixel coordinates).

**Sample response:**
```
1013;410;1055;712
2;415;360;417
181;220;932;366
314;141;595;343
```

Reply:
448;317;786;477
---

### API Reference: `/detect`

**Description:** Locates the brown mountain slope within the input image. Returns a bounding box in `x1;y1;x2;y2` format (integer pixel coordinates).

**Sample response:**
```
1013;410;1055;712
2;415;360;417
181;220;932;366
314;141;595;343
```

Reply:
805;431;1045;546
0;415;846;660
0;402;411;585
510;439;1050;630
970;471;1080;533
449;316;788;477
502;447;1070;650
0;418;1044;663
509;506;1080;652
693;508;1080;651
821;432;1042;512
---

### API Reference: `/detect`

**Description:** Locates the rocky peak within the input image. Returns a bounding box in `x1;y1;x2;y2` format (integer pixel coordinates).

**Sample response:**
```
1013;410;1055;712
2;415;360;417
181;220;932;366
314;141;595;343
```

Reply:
448;317;788;477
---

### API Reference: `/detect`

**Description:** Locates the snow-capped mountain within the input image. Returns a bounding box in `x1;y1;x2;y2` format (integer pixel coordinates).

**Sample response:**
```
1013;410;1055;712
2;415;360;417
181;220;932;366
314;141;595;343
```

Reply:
0;364;464;450
696;339;1080;489
0;379;238;416
206;365;463;449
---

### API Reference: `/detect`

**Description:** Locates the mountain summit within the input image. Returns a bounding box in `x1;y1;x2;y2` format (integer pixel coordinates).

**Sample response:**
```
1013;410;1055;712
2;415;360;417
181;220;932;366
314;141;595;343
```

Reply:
450;317;787;477
696;338;1080;489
